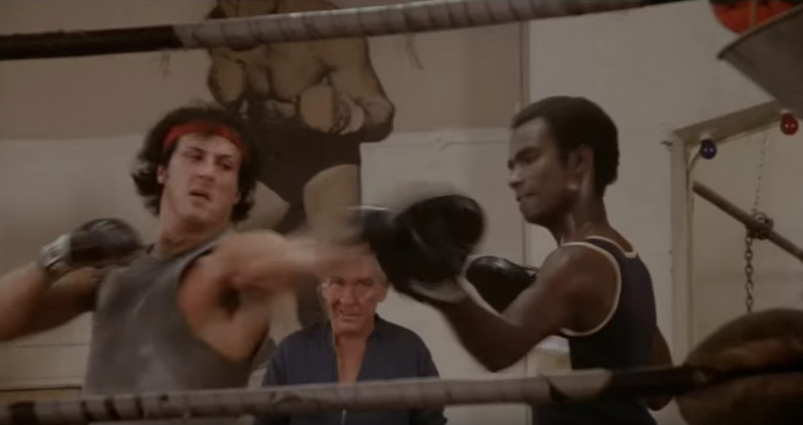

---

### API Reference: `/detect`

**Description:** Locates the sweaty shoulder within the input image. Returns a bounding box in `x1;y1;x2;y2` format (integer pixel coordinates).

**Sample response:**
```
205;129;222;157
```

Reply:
544;242;614;277
537;242;618;301
543;242;620;333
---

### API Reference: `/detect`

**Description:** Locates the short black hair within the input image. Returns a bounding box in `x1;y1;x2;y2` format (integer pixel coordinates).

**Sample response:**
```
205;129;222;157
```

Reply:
511;96;619;197
131;103;260;222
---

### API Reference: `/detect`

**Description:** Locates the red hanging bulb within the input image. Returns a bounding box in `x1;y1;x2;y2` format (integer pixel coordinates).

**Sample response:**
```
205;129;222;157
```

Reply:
781;110;799;135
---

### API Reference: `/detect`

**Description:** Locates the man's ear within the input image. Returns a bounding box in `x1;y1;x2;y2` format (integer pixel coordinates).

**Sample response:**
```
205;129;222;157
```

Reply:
576;146;596;196
157;165;167;185
567;146;594;192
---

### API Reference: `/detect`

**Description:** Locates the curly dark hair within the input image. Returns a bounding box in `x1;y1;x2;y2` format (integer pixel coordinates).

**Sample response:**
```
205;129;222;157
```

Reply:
131;104;260;223
511;96;619;198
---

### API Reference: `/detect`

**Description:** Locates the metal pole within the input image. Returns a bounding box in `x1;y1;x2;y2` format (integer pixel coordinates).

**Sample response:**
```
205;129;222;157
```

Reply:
692;180;803;263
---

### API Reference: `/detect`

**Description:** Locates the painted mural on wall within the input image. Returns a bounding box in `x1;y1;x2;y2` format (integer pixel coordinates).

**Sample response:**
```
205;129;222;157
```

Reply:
204;0;396;371
206;0;395;232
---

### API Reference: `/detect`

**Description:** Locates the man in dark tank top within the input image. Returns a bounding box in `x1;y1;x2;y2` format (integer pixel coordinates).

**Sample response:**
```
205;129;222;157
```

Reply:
0;104;353;424
390;96;674;425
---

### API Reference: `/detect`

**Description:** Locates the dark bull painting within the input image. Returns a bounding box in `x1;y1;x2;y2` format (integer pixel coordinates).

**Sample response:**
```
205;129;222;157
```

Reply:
203;0;396;371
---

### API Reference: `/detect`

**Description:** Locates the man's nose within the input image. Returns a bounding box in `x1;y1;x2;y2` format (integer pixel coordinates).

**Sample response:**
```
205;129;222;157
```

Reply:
508;167;523;190
196;158;217;179
340;285;359;304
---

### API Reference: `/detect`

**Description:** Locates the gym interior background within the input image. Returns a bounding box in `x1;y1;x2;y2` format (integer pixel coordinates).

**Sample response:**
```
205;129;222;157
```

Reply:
0;1;797;424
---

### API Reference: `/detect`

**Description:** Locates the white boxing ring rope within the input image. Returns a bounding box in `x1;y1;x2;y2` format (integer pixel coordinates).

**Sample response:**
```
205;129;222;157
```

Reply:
174;0;666;49
1;360;802;425
0;0;690;60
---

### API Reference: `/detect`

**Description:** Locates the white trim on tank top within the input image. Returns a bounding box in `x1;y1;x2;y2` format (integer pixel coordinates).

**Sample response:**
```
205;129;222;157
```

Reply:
585;235;638;259
559;241;623;337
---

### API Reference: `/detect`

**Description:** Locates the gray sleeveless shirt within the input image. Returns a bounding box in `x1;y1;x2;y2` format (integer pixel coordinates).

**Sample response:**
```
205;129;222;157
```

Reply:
83;235;254;424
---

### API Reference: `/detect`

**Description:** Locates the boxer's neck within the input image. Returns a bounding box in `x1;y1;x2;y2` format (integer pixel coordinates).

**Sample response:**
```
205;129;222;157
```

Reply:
550;197;611;245
153;212;230;259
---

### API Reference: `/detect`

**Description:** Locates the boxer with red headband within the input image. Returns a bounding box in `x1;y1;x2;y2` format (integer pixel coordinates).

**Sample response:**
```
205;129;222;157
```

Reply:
162;120;248;160
0;103;366;425
134;105;259;225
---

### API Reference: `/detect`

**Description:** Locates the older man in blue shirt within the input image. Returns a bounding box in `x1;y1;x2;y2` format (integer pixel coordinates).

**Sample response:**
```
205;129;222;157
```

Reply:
254;251;447;425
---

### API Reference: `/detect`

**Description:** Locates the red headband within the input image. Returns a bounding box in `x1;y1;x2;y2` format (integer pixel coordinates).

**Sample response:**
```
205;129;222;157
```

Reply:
163;121;247;159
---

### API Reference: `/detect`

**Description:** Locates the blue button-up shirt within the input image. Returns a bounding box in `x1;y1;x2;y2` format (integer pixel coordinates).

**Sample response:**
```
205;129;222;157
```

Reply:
254;316;448;425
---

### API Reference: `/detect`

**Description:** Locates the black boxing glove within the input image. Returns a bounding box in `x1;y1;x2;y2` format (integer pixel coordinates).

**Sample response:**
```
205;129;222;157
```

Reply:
350;192;485;305
465;256;538;312
38;218;143;278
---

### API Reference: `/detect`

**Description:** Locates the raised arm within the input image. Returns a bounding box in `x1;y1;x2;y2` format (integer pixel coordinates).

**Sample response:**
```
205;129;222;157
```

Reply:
437;246;612;371
185;230;342;294
0;264;100;341
0;219;141;341
178;230;356;360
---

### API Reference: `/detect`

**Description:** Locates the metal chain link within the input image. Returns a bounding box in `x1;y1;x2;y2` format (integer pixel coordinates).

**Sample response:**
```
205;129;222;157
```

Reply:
751;134;769;214
744;233;755;313
744;133;769;314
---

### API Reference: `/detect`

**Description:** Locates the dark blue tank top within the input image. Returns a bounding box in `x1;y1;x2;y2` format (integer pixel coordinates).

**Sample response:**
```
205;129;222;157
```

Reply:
533;236;658;425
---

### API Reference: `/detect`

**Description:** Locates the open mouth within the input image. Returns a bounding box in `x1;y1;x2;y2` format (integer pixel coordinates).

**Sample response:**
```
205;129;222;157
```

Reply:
189;190;211;201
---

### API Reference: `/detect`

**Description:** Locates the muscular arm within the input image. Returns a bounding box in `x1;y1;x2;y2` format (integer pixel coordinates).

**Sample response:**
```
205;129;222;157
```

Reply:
180;231;346;360
317;38;395;141
0;263;99;341
437;246;615;372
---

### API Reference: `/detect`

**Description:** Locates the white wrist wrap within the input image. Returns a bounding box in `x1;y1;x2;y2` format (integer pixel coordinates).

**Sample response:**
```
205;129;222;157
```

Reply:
38;234;72;278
